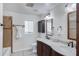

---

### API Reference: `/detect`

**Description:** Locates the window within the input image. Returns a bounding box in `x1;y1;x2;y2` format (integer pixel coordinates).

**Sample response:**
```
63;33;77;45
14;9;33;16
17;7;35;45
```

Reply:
25;21;33;33
47;21;52;34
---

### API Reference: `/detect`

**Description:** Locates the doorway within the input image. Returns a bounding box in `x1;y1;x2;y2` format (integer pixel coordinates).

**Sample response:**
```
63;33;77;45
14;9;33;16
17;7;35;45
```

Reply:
3;16;13;55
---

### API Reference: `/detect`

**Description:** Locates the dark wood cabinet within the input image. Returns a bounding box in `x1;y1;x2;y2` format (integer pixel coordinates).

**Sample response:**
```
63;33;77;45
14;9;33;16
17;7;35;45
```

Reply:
37;41;63;56
42;43;52;56
51;50;63;56
37;41;43;56
37;41;52;56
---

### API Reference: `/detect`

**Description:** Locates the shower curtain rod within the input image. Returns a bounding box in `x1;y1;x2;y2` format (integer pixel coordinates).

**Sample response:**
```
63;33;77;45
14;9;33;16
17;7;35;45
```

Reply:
0;23;25;27
12;24;25;27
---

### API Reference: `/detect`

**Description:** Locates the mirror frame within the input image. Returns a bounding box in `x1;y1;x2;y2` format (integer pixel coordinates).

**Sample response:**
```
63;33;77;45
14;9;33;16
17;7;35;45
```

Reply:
46;19;53;36
67;11;76;40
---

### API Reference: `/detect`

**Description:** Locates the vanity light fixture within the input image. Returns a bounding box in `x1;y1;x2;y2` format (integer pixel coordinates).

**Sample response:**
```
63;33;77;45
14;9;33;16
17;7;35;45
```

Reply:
44;14;53;20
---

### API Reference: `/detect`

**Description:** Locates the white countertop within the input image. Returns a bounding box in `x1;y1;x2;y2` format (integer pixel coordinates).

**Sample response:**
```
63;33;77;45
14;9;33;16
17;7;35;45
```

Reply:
37;38;76;56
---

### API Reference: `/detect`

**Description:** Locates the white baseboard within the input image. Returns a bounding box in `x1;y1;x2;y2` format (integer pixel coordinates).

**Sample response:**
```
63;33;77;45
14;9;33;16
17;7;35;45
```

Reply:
13;47;32;53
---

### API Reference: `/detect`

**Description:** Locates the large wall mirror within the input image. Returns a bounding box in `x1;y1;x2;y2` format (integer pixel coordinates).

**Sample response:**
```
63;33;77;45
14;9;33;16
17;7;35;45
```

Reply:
46;19;53;35
68;11;76;40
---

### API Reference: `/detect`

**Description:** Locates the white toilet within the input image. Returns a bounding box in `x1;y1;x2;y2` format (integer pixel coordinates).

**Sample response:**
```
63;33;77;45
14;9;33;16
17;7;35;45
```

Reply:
32;42;37;55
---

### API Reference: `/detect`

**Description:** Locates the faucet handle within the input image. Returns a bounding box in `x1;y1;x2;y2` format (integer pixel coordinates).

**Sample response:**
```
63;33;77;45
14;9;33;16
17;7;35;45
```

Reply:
68;41;74;48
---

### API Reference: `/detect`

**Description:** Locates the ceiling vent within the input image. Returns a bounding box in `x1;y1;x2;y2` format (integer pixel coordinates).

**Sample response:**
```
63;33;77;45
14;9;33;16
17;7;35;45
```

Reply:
26;3;34;7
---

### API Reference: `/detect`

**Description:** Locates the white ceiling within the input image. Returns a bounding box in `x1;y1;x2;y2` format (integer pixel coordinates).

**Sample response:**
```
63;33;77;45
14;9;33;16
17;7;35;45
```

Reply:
3;3;58;15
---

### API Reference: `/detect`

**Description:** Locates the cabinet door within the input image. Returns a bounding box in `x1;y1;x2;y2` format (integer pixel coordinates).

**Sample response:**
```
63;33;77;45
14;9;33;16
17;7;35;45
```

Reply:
37;41;43;56
42;43;52;56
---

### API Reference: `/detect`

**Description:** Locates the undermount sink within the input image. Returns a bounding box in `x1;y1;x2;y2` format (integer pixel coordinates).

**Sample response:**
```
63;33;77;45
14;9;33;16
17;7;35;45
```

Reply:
50;39;73;48
51;40;76;55
51;41;67;47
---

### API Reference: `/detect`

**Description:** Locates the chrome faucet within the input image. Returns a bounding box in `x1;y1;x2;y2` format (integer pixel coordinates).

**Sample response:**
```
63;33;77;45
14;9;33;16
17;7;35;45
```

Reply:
68;42;74;48
45;34;52;39
45;35;50;39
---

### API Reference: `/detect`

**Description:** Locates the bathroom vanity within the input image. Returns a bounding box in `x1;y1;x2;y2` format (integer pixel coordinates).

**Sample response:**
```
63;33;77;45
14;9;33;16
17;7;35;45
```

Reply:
37;38;76;56
37;41;63;56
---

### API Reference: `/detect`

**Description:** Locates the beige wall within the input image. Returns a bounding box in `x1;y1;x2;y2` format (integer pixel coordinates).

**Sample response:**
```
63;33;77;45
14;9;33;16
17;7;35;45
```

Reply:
0;3;3;56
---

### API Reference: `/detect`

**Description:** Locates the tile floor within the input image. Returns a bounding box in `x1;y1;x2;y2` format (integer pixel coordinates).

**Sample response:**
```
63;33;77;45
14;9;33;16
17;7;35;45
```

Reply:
11;49;37;56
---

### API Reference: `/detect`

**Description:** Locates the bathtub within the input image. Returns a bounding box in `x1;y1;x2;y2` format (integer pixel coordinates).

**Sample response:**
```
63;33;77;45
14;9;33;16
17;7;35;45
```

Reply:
3;47;11;56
